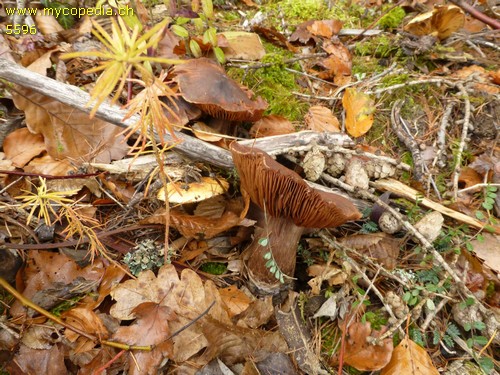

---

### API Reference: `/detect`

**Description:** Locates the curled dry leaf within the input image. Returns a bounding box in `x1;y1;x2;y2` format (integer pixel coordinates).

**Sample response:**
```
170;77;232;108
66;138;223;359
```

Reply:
147;194;250;240
306;19;343;38
219;31;266;60
307;264;347;295
249;115;295;138
342;321;394;371
112;302;175;375
468;233;500;276
380;337;439;375
219;285;252;318
342;88;375;138
304;106;340;133
340;232;400;270
7;343;66;375
174;58;268;121
192;122;224;142
319;40;352;85
3;128;45;168
404;4;465;40
157;176;229;204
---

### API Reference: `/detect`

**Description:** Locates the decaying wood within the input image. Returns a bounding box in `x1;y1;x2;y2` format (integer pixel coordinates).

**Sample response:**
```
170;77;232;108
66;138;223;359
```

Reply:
0;58;352;169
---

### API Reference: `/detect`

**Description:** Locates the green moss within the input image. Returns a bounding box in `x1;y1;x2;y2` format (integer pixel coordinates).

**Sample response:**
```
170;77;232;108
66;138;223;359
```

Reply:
260;0;374;30
378;6;406;29
354;34;401;58
380;73;410;87
200;262;227;275
228;48;308;121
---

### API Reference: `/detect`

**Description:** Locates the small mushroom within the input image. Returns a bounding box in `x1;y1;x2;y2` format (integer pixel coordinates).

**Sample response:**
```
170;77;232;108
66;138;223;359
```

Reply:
230;142;361;294
173;58;268;121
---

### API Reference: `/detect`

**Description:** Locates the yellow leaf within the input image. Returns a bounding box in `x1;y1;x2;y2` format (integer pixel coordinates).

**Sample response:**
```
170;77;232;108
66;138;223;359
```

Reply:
342;88;375;138
381;337;439;375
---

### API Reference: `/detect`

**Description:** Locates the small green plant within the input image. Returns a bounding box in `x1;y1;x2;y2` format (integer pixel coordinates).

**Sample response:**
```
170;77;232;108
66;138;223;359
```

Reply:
262;240;285;284
171;0;225;63
361;310;388;330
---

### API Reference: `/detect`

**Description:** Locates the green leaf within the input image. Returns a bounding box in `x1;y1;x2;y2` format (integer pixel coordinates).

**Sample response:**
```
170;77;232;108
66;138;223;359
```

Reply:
203;27;217;46
189;39;202;58
475;210;485;220
259;237;269;247
263;250;272;260
265;259;274;268
201;0;214;19
213;47;226;64
171;25;189;38
478;357;494;374
473;321;486;331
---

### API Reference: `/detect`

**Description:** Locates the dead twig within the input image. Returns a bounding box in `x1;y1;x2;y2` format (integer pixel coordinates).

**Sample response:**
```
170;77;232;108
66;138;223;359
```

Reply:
451;83;471;200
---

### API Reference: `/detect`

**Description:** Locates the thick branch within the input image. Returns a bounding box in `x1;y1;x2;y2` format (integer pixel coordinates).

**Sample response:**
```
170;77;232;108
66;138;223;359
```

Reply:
0;59;352;169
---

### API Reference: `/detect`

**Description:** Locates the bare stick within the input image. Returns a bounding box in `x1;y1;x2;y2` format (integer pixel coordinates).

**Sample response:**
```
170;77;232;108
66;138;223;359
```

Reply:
451;83;471;200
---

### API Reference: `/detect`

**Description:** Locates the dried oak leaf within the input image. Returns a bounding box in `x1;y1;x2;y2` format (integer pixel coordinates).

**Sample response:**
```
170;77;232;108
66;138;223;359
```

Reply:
343;321;394;371
110;264;230;363
2;128;45;167
173;58;268;121
113;302;175;375
219;285;252;318
380;337;439;375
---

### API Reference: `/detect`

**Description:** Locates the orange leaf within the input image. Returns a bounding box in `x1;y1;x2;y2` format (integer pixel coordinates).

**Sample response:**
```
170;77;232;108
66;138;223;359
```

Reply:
343;321;394;371
249;115;295;138
3;128;45;168
381;337;439;375
342;88;375;137
304;106;340;133
219;285;252;318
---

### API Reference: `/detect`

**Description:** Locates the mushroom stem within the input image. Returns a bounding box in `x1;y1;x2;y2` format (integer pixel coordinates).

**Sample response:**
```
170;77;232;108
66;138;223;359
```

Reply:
244;217;304;293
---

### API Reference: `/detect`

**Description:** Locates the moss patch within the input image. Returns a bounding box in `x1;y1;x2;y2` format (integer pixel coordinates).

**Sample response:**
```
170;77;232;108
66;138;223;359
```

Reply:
228;45;308;121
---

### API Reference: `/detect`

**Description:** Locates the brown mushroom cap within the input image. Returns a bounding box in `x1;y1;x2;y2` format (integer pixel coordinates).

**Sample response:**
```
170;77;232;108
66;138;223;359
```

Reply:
230;142;361;228
173;58;268;122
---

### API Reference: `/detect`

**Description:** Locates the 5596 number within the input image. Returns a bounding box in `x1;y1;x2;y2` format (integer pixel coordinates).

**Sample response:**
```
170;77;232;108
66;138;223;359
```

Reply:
5;24;37;35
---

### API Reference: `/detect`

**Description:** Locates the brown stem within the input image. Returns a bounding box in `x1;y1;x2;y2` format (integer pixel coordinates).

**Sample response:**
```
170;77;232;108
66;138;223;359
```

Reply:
244;217;304;293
